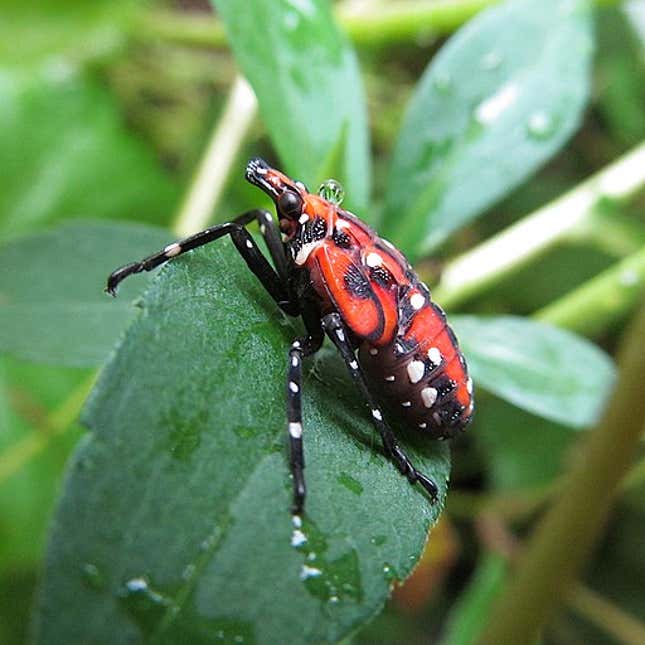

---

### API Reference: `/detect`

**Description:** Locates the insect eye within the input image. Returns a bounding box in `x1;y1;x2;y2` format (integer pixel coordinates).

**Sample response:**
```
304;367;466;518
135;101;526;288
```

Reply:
277;191;302;218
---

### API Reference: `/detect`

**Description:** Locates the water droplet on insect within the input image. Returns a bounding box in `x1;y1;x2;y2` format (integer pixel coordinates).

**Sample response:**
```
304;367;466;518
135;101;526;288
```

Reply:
481;51;502;71
318;179;344;205
432;71;452;95
526;111;555;140
81;563;106;590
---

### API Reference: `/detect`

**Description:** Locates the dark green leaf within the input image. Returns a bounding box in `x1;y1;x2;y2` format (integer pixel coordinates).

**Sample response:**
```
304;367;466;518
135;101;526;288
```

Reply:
34;240;448;644
0;67;179;236
0;222;172;366
212;0;370;211
382;0;593;257
596;6;645;147
452;316;615;428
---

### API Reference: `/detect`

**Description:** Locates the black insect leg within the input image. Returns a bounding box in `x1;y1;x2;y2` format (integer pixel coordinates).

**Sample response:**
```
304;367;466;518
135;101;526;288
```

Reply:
106;209;297;315
287;324;324;515
321;312;439;504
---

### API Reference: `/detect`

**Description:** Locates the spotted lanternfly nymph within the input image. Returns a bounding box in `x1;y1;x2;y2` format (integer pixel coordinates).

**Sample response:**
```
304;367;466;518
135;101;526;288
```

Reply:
107;159;474;514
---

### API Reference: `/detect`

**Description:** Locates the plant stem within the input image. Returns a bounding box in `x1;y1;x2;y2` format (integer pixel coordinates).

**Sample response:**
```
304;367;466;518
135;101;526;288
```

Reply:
0;373;95;485
137;0;620;50
434;142;645;310
534;245;645;336
478;305;645;645
569;584;645;645
173;75;257;236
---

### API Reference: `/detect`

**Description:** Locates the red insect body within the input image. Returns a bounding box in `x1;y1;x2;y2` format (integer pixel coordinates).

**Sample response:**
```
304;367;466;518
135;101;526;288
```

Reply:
265;169;473;438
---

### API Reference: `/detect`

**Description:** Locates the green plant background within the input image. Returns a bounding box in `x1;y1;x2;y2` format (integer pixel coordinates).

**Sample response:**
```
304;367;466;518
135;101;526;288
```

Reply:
1;0;644;644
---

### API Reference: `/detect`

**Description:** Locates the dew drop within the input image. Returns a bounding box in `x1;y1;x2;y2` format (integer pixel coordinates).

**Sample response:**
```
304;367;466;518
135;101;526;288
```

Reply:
318;179;344;205
81;563;105;590
481;51;503;71
526;111;555;140
432;71;452;95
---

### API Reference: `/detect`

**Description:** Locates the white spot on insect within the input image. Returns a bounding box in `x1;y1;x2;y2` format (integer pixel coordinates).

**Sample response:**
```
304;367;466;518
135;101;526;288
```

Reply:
292;514;302;528
336;219;351;229
407;360;425;384
385;375;395;382
336;328;345;342
289;422;303;438
245;239;253;249
349;360;358;370
421;387;438;408
164;243;181;257
300;565;322;580
401;401;411;408
369;347;378;356
263;212;273;222
295;241;319;266
410;292;425;310
427;347;442;365
432;412;442;424
289;381;299;394
260;224;266;235
291;355;299;367
381;238;396;250
466;377;473;394
372;409;383;421
295;181;306;192
365;252;383;268
298;214;309;224
292;340;301;349
418;422;427;429
291;529;307;547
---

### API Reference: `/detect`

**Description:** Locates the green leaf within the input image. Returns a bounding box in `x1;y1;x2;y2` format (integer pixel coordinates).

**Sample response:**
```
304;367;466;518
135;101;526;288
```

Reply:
34;240;448;644
382;0;593;257
596;6;645;147
212;0;370;211
0;222;172;367
452;315;615;428
0;66;179;236
0;0;138;66
473;395;573;491
440;553;507;645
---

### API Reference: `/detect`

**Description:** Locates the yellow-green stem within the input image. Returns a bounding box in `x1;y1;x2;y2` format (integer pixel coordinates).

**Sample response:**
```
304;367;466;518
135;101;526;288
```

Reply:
478;306;645;645
173;75;257;236
137;0;620;49
535;246;645;336
434;142;645;310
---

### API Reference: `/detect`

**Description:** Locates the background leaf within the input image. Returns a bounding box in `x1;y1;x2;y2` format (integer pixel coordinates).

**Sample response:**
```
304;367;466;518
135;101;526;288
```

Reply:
0;66;179;236
34;240;448;644
0;222;171;366
212;0;370;211
452;315;615;428
382;0;593;257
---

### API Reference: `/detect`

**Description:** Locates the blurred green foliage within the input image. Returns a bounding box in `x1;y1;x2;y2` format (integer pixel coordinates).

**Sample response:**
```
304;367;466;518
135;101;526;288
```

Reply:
1;0;644;644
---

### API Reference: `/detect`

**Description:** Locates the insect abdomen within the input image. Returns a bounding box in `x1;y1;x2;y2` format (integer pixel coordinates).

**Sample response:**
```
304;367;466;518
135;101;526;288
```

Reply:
359;299;473;439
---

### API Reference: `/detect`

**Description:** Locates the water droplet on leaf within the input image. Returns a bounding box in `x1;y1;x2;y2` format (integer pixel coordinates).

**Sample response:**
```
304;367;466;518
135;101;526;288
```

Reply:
81;563;105;590
526;112;555;140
